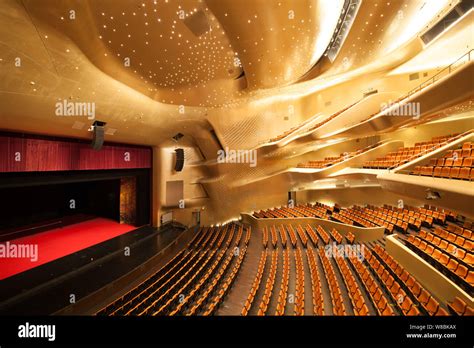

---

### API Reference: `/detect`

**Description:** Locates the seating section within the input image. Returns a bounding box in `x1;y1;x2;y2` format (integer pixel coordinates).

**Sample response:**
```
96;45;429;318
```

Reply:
253;203;331;219
411;141;474;180
370;244;448;316
348;252;394;316
97;211;466;316
365;246;420;315
269;100;359;143
363;134;462;169
405;232;473;292
297;142;383;169
96;224;249;316
344;204;456;234
253;202;454;237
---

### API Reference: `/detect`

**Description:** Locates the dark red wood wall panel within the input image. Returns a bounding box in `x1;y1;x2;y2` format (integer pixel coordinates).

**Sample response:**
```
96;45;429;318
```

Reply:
0;135;151;172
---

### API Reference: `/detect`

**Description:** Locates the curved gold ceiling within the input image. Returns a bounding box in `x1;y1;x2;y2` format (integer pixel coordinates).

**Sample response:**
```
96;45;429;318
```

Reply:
206;0;344;90
0;0;466;148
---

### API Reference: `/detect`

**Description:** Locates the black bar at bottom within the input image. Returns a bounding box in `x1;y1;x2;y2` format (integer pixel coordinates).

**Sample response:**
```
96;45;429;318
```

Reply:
0;315;471;346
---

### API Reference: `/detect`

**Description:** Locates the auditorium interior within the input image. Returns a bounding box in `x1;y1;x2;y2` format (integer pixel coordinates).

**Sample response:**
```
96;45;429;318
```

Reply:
0;0;473;320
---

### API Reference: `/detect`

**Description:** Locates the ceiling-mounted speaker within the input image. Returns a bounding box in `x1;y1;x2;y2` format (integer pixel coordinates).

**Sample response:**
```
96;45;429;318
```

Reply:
172;133;184;142
174;148;184;172
91;120;106;151
182;9;210;37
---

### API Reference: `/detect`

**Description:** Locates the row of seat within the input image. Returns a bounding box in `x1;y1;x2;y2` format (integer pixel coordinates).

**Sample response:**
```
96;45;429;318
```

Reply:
257;250;278;315
318;246;347;315
316;225;331;245
412;165;473;180
275;249;290;315
279;225;288;248
262;227;269;248
447;296;473;316
371;244;448;316
351;205;439;233
422;229;473;260
268;109;324;142
304;224;319;247
296;225;309;247
348;253;395;315
348;208;395;233
330;212;354;226
306;100;360;132
378;205;435;227
347;207;406;233
287;225;298;248
306;248;324;315
298;141;387;169
270;226;278;248
335;210;378;228
291;204;330;219
346;231;356;244
268;99;360;143
253;203;330;219
294;248;305;315
242;250;267;316
408;204;451;223
445;223;473;240
329;228;344;244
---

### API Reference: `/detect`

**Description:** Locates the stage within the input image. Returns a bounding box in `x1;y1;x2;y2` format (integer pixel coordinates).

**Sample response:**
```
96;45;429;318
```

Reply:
0;221;189;315
0;218;136;280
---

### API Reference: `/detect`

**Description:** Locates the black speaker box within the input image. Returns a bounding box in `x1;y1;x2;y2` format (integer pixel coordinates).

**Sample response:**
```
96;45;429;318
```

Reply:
174;148;184;172
91;121;106;151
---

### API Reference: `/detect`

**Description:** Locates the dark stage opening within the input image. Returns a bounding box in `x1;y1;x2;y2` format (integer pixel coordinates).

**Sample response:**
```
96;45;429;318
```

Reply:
0;169;151;241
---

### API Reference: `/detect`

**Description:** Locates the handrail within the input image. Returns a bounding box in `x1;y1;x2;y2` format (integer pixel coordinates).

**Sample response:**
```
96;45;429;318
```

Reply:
361;49;473;123
406;49;473;99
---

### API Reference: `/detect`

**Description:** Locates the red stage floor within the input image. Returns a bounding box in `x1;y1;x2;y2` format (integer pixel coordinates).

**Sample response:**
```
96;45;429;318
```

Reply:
0;218;135;280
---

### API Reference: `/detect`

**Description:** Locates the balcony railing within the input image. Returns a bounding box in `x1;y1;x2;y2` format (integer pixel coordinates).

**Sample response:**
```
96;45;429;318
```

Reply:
406;49;473;99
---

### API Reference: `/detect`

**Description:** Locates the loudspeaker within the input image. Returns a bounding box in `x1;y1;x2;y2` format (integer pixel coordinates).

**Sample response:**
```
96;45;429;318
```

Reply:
174;148;184;172
91;121;106;150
